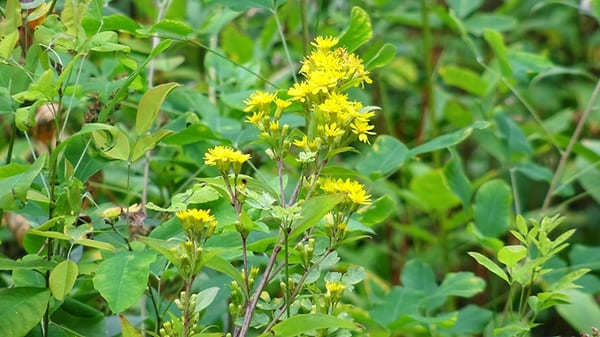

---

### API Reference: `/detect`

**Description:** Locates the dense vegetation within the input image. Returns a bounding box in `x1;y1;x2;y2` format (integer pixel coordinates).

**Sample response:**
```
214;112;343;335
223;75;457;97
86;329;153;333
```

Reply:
1;0;600;336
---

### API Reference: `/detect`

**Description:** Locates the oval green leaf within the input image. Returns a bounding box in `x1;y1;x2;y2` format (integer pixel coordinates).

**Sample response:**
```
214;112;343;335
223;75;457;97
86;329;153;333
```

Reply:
49;260;79;301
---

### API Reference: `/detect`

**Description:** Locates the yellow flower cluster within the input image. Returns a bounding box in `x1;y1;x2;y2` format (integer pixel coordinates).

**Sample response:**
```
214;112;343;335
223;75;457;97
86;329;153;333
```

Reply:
176;208;217;240
320;177;371;206
243;36;377;158
325;281;346;306
204;145;251;173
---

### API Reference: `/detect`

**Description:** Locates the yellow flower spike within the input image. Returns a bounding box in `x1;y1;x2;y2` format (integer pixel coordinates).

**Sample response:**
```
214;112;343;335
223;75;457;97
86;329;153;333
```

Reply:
204;145;251;174
243;90;276;112
311;36;339;51
269;120;280;132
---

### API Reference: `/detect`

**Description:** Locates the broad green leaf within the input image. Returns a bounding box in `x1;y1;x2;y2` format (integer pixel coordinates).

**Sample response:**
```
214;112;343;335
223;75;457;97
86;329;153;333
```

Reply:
88;31;131;52
92;250;156;313
205;256;246;299
263;313;358;337
401;259;437;292
0;0;21;35
448;305;493;335
338;6;373;52
92;126;130;161
369;287;422;327
0;256;56;271
436;272;485;298
556;289;600;335
0;154;46;210
410;169;460;211
473;179;512;237
468;252;509;283
120;314;143;337
289;194;345;240
447;0;483;18
483;28;512;78
221;25;254;63
356;135;408;178
130;129;174;161
365;43;396;70
439;66;487;96
497;245;527;267
102;14;140;33
135;82;180;135
195;287;220;312
410;121;490;157
152;19;193;40
49;260;78;301
444;148;471;210
215;0;278;11
0;287;50;337
138;236;180;268
359;195;396;226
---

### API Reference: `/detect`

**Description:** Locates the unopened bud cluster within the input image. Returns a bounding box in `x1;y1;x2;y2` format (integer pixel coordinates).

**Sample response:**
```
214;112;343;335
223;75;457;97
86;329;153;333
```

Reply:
169;241;203;277
299;238;315;267
325;212;348;245
229;267;260;320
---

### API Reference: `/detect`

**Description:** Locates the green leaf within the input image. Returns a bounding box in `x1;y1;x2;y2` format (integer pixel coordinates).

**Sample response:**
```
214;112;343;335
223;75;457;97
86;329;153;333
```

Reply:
359;195;396;226
439;66;487;96
447;0;483;18
365;43;396;70
92;126;130;161
473;179;512;237
262;314;358;337
195;287;219;312
436;272;486;298
120;314;143;337
401;259;437;292
0;287;50;337
483;28;512;78
289;194;345;240
410;121;490;157
27;229;116;251
130;129;174;161
410;169;460;211
205;256;246;299
497;245;527;267
464;14;517;35
444;148;471;210
49;260;79;301
556;289;600;335
88;31;131;52
0;30;19;59
0;256;56;270
92;250;156;313
338;6;373;52
135;82;180;135
152;19;193;40
468;252;509;283
356;135;408;178
0;154;46;210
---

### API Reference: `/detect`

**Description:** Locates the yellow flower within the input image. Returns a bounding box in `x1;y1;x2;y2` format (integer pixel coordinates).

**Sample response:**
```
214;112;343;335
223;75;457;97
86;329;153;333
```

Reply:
275;98;291;111
246;111;264;126
323;123;345;138
306;70;340;95
269;120;280;132
204;145;251;173
244;91;275;112
321;178;371;206
350;121;375;143
311;36;339;50
293;136;309;148
288;82;311;102
176;208;217;239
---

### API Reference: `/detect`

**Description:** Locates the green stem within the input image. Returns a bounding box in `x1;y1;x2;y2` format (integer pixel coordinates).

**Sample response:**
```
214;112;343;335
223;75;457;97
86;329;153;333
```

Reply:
420;0;439;166
272;7;297;82
299;0;310;54
284;228;291;318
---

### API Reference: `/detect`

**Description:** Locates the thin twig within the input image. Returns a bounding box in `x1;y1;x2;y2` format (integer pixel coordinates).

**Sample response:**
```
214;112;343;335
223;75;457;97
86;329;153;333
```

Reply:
510;168;521;215
237;245;282;337
277;157;286;206
272;7;297;82
542;78;600;210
